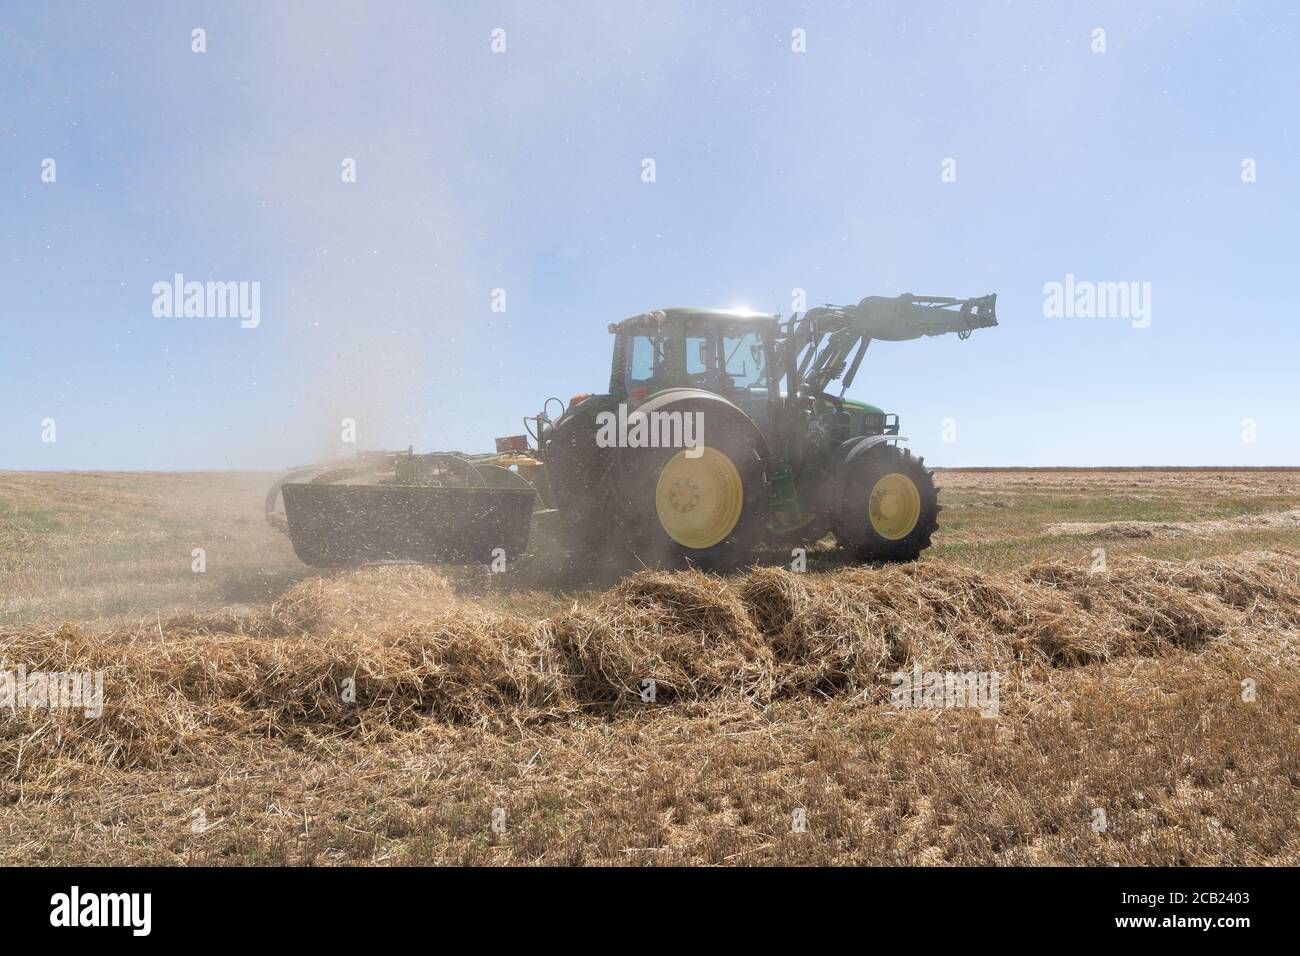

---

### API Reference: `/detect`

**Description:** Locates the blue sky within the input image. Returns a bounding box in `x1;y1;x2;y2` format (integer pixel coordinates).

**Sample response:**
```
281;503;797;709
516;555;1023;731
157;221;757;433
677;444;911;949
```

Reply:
2;0;1297;469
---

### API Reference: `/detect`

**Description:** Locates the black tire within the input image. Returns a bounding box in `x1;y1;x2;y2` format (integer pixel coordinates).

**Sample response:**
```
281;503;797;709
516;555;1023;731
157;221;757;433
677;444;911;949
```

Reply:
832;444;940;561
543;400;619;566
612;419;766;571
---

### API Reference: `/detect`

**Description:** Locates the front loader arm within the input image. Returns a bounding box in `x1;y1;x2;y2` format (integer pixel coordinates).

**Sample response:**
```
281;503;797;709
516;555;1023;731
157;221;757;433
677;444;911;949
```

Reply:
788;292;997;395
841;293;997;342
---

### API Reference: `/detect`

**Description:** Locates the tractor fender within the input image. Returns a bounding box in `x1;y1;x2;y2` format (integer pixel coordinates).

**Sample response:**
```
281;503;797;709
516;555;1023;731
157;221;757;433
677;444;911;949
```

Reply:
839;433;908;467
629;387;772;462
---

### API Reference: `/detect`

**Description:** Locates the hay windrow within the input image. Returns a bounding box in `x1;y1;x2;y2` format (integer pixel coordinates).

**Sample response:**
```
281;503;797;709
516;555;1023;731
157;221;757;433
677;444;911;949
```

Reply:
258;565;459;638
1;609;572;774
1048;508;1300;540
882;562;1115;668
1021;560;1237;654
741;562;1114;695
554;571;774;707
1138;551;1300;628
741;567;900;695
3;551;1296;777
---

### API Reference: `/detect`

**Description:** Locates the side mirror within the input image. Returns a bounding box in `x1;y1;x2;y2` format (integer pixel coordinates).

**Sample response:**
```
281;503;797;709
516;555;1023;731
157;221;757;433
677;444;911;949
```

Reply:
698;341;709;364
750;343;763;365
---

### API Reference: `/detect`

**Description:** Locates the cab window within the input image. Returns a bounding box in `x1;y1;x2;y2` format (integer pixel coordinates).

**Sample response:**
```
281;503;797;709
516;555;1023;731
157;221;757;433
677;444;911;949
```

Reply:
685;330;714;383
627;333;668;390
721;329;768;390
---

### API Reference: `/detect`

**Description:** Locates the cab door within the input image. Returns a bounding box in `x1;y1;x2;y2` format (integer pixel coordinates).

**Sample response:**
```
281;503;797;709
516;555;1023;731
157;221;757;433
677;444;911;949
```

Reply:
716;325;772;428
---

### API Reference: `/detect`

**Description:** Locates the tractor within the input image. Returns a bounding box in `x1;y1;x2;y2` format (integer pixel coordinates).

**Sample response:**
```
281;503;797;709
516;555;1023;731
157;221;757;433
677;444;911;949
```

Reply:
268;292;997;570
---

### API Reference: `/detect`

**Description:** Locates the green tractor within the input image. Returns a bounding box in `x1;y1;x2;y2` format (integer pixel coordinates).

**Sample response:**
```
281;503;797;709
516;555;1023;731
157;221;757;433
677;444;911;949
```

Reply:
268;293;997;570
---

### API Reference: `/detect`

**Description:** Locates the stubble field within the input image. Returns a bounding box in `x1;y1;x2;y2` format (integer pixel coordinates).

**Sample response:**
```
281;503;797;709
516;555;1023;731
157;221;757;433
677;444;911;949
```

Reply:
1;468;1297;865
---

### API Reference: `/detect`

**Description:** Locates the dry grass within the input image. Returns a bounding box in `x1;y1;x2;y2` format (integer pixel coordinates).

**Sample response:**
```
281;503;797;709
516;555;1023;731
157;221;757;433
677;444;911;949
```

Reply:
1021;562;1233;655
1143;551;1300;628
3;547;1298;865
0;471;306;626
553;571;774;709
742;561;1118;696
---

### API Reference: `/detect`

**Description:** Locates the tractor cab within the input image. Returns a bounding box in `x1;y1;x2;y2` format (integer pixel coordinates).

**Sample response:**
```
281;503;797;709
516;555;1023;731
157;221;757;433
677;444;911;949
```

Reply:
609;308;780;426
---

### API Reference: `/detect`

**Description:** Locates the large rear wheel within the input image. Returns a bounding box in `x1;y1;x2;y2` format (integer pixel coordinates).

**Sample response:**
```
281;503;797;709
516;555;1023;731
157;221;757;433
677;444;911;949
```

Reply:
832;444;939;561
616;431;765;570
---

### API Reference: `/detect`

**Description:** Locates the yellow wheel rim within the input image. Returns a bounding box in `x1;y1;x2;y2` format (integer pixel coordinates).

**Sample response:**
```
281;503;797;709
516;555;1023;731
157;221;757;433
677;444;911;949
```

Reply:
869;472;921;540
654;448;744;549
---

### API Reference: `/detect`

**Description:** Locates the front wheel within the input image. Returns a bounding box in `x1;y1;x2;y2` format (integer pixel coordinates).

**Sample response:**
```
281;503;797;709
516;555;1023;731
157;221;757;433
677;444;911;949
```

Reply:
831;444;939;561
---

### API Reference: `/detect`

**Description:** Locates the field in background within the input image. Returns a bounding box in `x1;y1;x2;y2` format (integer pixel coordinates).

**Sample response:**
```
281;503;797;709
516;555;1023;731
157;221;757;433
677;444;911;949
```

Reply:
1;469;1298;866
0;472;301;626
4;468;1300;625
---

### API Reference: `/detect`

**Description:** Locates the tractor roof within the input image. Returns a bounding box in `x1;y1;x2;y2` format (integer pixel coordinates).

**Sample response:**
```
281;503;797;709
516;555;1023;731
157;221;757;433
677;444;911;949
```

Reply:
612;307;779;332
